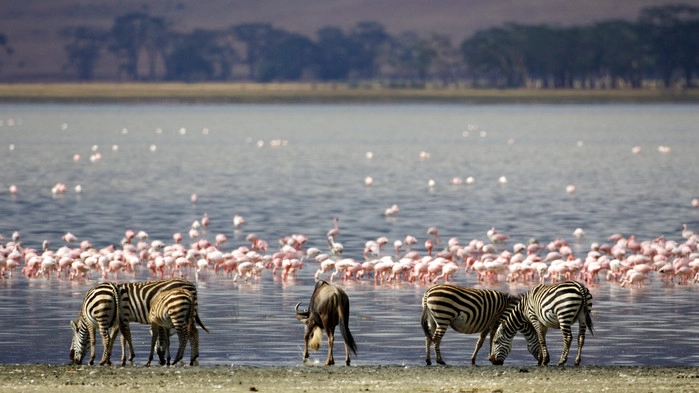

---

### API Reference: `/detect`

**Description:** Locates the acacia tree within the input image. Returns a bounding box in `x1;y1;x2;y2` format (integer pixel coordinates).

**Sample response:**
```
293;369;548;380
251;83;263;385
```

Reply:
256;32;317;81
461;25;527;87
0;33;11;75
640;4;699;87
233;23;276;80
109;13;169;80
315;26;354;81
61;26;108;81
348;21;391;80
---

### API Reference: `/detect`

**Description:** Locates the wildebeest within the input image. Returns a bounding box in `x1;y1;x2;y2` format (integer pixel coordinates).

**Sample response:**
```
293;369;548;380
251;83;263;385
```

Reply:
295;280;358;365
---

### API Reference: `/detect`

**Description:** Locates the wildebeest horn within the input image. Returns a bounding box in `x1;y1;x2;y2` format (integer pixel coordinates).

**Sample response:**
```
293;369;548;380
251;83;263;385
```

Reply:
295;301;308;315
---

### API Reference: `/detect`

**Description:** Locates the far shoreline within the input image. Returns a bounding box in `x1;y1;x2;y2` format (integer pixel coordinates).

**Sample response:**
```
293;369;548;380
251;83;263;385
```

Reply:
1;82;698;104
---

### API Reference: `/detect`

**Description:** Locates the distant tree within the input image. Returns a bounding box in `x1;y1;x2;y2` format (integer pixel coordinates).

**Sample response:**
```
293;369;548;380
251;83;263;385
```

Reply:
61;26;108;81
348;21;391;80
460;25;527;87
388;31;433;84
166;29;221;81
315;26;354;81
0;33;12;75
639;4;699;88
256;32;316;81
425;33;460;86
109;13;169;80
233;23;276;80
588;21;646;88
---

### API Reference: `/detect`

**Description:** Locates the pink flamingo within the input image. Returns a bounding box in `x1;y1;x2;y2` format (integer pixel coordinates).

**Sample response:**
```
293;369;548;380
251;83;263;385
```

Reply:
487;228;509;243
327;217;340;238
404;235;417;250
427;227;441;244
620;270;649;287
62;232;78;244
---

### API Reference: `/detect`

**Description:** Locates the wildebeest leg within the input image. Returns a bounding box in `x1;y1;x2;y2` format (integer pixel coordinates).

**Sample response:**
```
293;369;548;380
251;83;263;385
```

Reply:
471;330;490;365
325;326;335;365
302;327;312;361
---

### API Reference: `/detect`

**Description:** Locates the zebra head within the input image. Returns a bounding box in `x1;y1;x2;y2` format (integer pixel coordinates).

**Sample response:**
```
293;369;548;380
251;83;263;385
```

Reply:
489;295;527;365
489;322;515;365
69;320;89;365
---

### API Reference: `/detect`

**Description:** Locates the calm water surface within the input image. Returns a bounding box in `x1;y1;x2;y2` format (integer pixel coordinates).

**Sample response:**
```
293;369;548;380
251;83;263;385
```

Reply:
1;103;698;366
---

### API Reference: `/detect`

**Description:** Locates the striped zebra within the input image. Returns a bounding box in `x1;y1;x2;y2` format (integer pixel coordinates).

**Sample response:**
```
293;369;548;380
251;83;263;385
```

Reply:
421;284;541;365
112;278;208;364
489;280;594;366
69;282;131;365
147;287;202;366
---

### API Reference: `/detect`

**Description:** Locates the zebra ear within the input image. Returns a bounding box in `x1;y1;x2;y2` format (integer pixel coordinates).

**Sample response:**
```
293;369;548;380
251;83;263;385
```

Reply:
70;320;77;332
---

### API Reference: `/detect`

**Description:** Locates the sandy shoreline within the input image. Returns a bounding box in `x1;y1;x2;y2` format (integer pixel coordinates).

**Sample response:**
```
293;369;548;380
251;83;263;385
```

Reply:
1;364;698;392
1;83;698;103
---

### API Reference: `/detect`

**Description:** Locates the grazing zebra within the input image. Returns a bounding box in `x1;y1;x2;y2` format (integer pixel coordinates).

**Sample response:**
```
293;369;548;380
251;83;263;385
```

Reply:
421;284;541;365
112;278;208;364
147;288;202;366
69;282;131;365
489;280;594;366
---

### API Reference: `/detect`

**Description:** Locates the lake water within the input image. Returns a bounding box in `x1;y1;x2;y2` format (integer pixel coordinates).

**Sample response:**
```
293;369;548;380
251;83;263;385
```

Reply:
1;102;698;367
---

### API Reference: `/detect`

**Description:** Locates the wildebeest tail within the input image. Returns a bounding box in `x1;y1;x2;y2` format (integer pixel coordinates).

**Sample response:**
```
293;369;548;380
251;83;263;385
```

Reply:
339;304;358;356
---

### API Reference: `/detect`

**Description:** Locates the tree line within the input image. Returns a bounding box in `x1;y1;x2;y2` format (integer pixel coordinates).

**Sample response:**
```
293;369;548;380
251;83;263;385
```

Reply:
14;4;699;87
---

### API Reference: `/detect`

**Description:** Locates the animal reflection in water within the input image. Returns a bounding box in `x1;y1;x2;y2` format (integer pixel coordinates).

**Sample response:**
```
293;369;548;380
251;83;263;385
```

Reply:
295;280;358;365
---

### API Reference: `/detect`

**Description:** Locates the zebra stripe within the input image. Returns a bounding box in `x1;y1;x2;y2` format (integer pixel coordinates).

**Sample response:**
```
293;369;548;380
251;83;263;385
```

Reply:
421;284;540;365
490;280;594;366
70;282;129;365
147;287;200;366
113;278;208;364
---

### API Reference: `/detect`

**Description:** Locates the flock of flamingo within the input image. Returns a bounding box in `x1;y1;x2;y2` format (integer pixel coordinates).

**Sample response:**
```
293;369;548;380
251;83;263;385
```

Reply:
1;212;698;290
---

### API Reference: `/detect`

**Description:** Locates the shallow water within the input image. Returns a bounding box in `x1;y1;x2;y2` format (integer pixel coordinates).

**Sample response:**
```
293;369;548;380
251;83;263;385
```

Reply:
1;103;698;366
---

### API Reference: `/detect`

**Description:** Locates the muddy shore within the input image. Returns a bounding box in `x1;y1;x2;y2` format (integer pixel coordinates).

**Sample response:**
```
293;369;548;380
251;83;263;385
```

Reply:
1;364;698;393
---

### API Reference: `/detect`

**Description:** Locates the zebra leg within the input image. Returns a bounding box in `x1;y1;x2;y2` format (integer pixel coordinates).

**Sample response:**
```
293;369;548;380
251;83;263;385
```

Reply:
432;326;448;365
172;326;189;366
189;322;200;366
159;327;170;366
533;324;550;366
575;322;587;366
557;325;573;366
88;327;97;365
424;336;433;365
146;325;158;366
117;320;135;366
471;330;490;365
98;325;113;366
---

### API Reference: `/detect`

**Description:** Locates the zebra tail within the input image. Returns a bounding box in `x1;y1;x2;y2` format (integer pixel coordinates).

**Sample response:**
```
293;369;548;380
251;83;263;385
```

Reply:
420;306;432;339
195;314;210;334
584;289;594;336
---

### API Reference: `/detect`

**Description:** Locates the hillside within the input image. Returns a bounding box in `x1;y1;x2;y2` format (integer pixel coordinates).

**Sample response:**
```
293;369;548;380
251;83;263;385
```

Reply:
0;0;696;81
